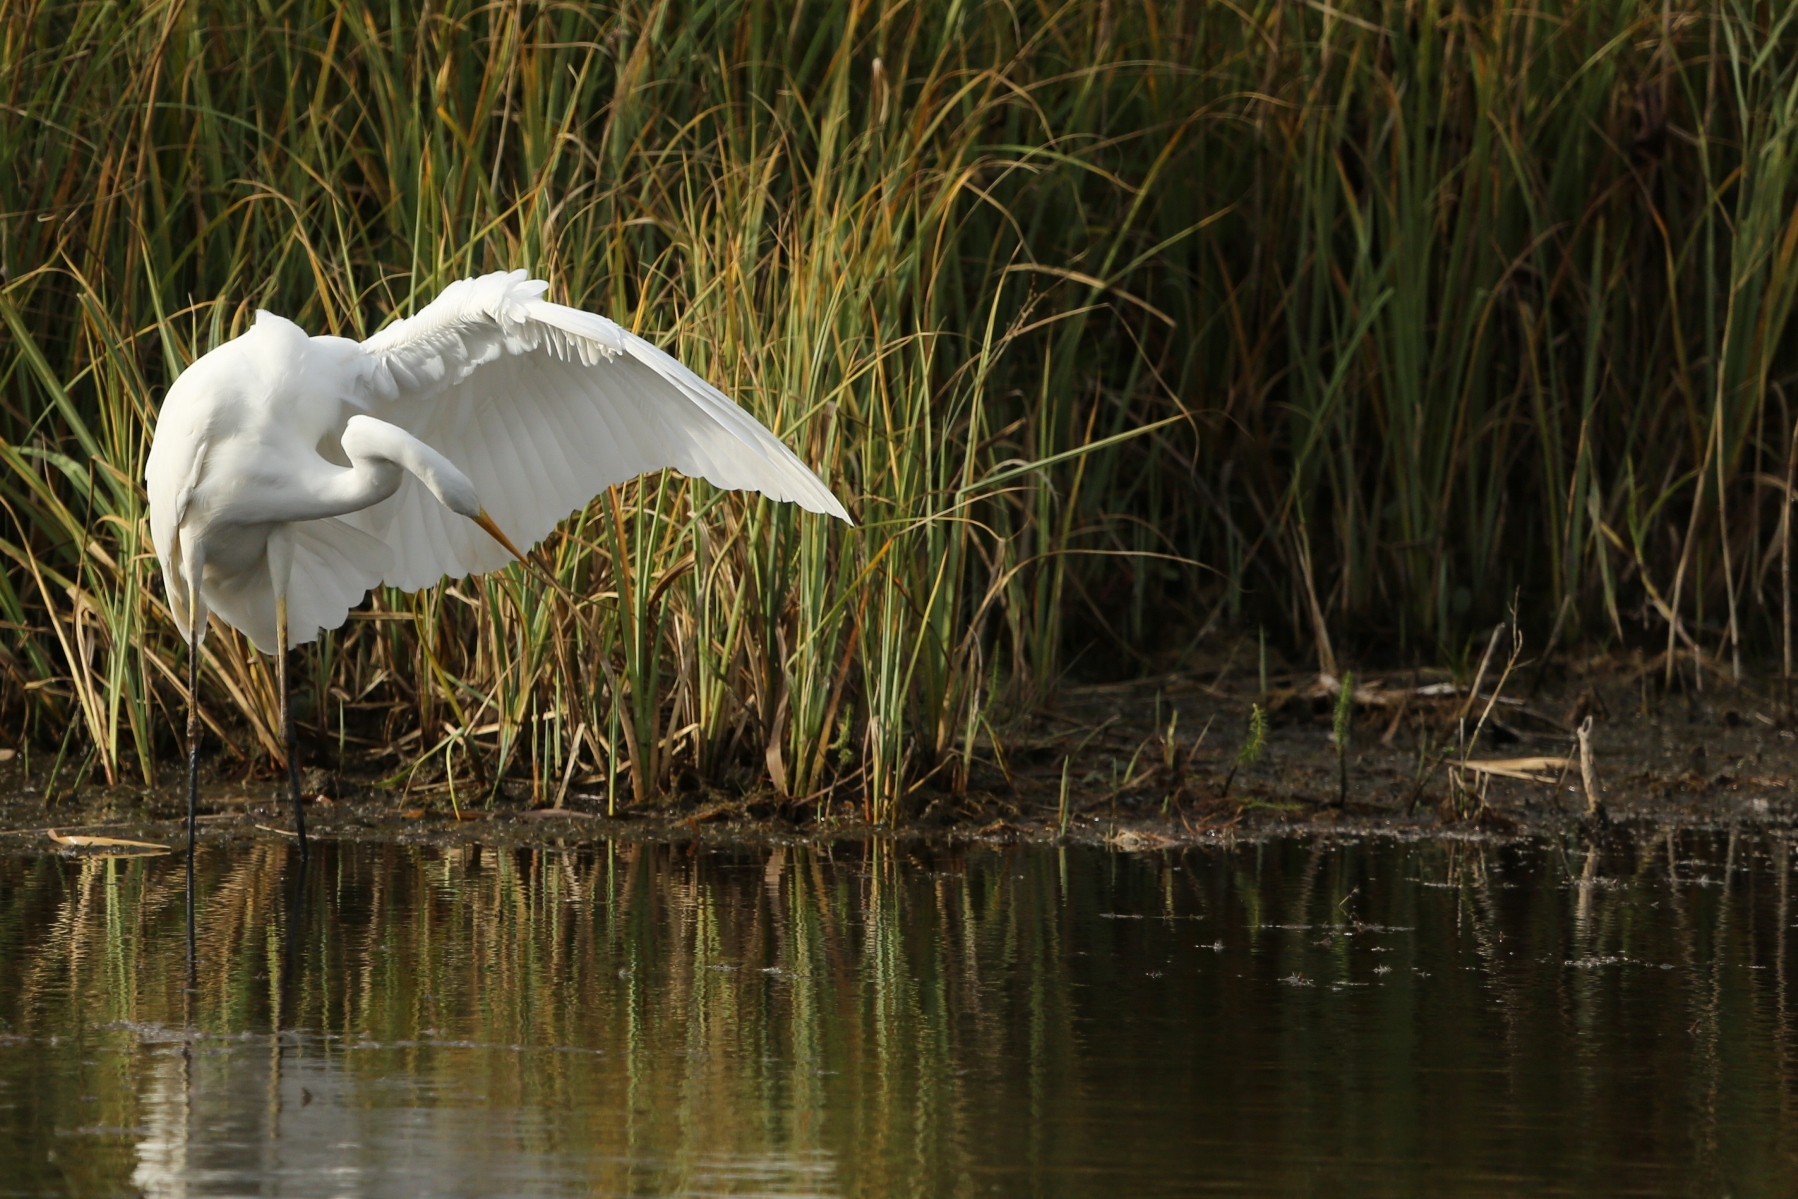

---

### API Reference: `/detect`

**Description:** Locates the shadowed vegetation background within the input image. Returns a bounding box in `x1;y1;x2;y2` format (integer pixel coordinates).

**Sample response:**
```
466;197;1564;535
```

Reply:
3;0;1798;812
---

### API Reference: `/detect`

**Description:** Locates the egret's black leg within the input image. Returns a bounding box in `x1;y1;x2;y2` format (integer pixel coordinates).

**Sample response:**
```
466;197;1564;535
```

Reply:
185;622;199;979
276;598;308;858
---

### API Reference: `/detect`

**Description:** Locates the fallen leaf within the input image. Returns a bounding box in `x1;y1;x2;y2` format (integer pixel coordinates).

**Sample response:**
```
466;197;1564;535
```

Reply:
1109;828;1178;851
47;830;168;852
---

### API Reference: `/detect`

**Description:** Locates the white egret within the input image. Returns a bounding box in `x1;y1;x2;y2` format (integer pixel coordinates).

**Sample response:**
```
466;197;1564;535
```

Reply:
147;270;850;858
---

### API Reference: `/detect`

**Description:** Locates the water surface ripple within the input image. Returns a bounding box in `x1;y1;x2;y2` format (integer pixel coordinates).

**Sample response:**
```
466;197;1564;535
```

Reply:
0;834;1793;1196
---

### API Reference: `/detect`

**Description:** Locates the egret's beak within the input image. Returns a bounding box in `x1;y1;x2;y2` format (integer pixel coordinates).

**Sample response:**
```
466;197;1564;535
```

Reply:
473;509;532;566
470;509;579;605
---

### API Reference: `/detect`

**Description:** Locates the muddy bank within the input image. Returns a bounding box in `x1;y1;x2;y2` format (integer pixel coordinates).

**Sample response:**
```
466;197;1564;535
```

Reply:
5;653;1797;853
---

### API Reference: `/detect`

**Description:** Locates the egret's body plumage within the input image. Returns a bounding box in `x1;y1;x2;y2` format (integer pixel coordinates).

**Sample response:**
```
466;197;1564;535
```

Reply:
146;270;849;856
149;270;847;653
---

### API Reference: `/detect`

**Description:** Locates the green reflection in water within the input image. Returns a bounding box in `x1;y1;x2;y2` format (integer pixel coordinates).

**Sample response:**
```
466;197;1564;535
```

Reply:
0;834;1794;1196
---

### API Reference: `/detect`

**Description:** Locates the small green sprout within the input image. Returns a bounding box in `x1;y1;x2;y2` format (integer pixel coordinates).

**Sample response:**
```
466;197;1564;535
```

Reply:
1241;704;1269;768
1219;704;1268;799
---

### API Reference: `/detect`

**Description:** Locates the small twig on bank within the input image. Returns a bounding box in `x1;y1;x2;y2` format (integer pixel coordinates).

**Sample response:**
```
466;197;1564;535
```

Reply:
1544;753;1575;811
1784;407;1798;717
1159;707;1179;817
1464;629;1522;762
1457;624;1506;733
1576;715;1605;822
1183;716;1214;774
1454;611;1522;817
1380;694;1409;746
1057;756;1072;840
41;720;76;808
551;720;587;810
1411;619;1519;817
1165;714;1212;816
1333;670;1353;808
1405;738;1450;816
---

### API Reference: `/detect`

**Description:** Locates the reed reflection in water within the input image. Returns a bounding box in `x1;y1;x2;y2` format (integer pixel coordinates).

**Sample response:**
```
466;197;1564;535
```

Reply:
0;834;1794;1196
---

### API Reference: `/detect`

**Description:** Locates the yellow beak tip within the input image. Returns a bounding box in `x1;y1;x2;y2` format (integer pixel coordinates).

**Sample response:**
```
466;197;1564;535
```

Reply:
472;511;531;565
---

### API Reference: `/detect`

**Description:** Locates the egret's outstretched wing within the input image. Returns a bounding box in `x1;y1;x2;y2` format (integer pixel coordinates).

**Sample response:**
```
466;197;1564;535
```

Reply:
339;270;849;592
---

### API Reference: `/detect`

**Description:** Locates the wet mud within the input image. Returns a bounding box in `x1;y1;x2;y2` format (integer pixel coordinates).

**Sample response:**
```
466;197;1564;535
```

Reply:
4;653;1796;855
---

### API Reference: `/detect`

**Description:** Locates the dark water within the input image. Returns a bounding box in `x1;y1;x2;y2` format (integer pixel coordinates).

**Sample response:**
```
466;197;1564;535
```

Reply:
0;833;1794;1197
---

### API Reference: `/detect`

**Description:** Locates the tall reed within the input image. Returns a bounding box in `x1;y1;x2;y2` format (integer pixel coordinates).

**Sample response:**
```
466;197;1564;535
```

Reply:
4;2;1798;817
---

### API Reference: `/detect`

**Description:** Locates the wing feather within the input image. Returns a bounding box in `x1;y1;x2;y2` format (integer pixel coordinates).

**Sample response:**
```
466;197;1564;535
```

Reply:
286;519;393;648
342;270;848;591
210;518;391;653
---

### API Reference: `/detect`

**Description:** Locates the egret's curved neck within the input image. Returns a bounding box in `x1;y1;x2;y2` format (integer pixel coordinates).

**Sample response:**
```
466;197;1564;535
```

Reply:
282;416;480;525
294;447;405;521
343;416;481;517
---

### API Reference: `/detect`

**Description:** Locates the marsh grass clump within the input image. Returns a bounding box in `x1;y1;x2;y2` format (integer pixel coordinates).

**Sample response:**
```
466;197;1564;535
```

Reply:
4;2;1798;820
1220;704;1269;801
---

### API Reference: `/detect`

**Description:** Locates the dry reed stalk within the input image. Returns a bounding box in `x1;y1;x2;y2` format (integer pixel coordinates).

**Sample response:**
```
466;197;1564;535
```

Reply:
1783;416;1798;708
